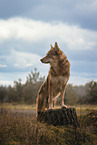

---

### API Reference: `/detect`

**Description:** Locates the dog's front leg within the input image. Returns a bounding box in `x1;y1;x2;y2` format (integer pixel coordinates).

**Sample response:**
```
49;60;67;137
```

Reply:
48;90;53;109
48;75;53;109
60;85;67;108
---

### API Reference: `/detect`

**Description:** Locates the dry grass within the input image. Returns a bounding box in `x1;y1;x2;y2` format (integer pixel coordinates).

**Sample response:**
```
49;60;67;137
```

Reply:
0;103;97;145
0;103;36;111
1;103;97;114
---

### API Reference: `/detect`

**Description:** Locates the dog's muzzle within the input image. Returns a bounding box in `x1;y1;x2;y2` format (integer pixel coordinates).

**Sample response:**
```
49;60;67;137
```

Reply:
40;58;50;63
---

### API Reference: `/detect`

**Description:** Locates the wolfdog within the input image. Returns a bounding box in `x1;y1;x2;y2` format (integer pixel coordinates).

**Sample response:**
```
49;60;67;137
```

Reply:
36;42;70;113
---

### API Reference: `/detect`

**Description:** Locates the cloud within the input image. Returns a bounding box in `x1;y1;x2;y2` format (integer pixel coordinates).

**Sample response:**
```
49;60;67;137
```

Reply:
0;81;13;86
1;49;41;72
0;17;97;51
69;75;93;86
10;49;40;68
69;70;97;86
0;72;29;86
0;17;97;85
0;0;97;30
0;18;97;72
0;64;7;68
70;59;97;73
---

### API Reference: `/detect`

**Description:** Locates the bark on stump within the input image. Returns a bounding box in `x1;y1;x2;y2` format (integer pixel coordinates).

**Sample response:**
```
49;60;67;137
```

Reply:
37;107;79;127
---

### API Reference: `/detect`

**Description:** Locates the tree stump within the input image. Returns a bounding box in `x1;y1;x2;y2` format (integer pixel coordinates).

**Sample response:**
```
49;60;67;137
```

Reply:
37;107;79;127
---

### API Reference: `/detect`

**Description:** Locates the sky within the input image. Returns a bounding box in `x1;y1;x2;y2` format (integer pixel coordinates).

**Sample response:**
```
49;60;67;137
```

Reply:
0;0;97;86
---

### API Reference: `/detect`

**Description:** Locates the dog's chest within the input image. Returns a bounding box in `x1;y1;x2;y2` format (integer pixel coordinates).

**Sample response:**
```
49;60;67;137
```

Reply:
51;76;68;89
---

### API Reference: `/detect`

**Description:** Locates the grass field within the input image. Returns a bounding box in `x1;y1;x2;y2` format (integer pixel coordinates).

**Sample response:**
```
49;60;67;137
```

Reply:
1;103;97;113
0;103;97;145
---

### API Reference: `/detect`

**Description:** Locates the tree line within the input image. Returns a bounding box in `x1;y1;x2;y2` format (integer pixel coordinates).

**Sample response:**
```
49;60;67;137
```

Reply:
0;68;97;105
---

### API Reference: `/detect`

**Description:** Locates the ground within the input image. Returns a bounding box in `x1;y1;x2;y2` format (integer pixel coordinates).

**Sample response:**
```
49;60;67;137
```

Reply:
0;103;97;145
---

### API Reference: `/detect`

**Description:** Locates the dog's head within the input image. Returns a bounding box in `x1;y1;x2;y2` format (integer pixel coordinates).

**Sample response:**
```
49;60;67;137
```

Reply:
40;42;65;64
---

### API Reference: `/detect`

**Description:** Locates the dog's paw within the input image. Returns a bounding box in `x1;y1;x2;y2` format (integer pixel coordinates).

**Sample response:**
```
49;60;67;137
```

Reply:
49;105;54;109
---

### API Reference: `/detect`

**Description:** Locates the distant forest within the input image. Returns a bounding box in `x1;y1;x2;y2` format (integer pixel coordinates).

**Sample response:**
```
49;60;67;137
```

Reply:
0;68;97;105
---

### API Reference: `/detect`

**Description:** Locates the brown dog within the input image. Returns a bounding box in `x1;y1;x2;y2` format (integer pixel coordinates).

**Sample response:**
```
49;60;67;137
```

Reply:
36;42;70;113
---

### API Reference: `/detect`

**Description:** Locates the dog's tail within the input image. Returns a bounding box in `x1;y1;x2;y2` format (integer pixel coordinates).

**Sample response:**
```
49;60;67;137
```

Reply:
36;93;45;117
36;95;38;117
36;94;41;117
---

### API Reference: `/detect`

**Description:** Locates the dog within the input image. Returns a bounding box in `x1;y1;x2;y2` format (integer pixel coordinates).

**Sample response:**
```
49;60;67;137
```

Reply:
36;42;70;113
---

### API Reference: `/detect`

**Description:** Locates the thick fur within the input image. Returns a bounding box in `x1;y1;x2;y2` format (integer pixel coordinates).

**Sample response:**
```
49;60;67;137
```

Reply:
36;42;70;113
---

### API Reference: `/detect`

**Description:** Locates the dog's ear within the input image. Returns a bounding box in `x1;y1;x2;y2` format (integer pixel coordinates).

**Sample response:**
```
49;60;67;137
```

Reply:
50;44;53;49
55;42;59;50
